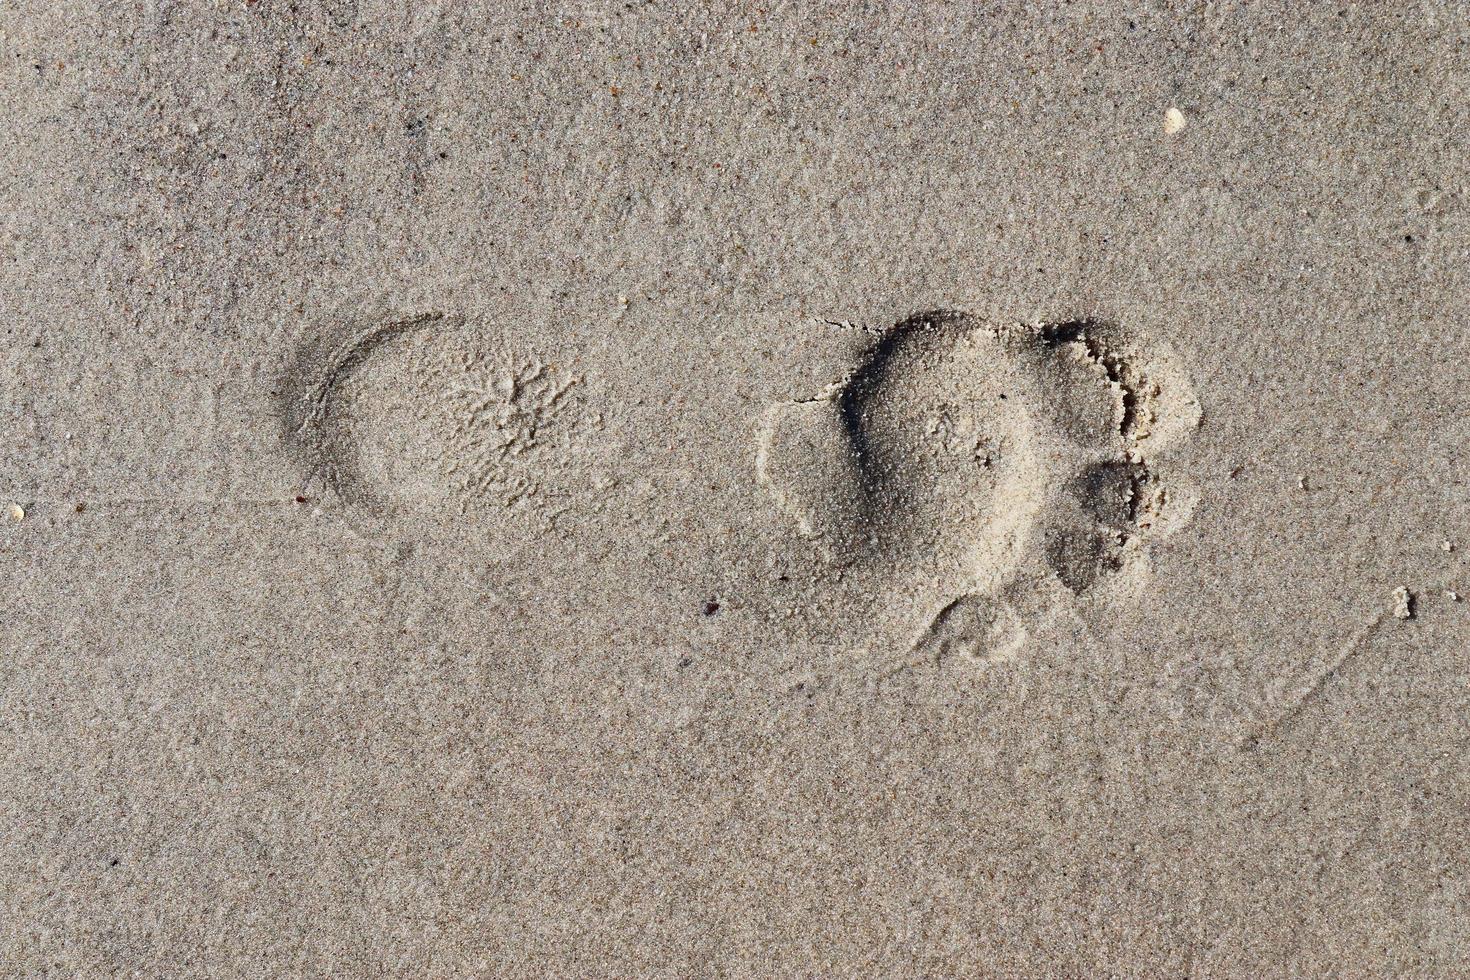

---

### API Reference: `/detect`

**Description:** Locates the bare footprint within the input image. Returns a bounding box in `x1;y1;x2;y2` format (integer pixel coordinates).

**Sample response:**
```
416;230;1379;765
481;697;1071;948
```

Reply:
279;312;595;545
757;311;1201;666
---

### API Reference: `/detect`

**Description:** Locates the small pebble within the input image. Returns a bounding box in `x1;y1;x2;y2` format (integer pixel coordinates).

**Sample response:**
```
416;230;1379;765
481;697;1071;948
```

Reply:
1163;106;1187;135
7;503;22;523
1393;586;1414;620
1442;540;1454;553
1445;590;1460;602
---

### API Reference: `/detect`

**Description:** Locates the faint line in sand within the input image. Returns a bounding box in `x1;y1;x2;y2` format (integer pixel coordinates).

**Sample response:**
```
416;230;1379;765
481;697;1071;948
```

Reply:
1239;586;1448;750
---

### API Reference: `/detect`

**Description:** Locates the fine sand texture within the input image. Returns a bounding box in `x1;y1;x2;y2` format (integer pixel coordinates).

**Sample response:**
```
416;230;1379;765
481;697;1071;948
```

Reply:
4;3;1470;976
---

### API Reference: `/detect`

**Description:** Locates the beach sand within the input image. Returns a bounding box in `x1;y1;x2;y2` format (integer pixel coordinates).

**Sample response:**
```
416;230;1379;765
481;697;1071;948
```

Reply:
3;3;1469;974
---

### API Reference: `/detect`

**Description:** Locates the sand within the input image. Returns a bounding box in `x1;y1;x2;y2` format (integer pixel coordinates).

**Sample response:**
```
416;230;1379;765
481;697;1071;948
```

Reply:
3;2;1469;975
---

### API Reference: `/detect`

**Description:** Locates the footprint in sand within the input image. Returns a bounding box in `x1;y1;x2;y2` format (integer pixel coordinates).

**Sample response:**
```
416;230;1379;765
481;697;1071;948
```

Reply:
279;312;593;543
756;310;1201;665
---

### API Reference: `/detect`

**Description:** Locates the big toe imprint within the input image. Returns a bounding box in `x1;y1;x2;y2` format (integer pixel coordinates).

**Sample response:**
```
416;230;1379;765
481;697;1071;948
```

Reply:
756;311;1201;665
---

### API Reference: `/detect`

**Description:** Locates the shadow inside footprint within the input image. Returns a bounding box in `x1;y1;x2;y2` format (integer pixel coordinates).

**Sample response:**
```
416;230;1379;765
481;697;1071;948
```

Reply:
757;311;1201;666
